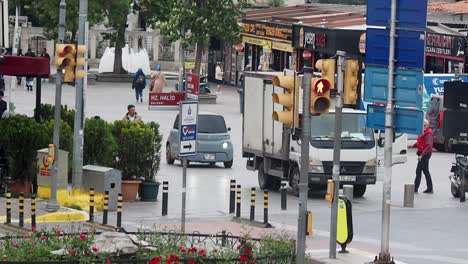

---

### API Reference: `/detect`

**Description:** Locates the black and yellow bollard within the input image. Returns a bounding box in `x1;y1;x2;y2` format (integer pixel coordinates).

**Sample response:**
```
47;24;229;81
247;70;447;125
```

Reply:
19;192;24;228
162;181;168;216
235;185;241;218
229;179;236;214
31;194;36;230
250;187;256;221
5;190;11;224
89;188;95;222
280;180;287;210
117;193;123;228
102;191;109;225
263;190;269;225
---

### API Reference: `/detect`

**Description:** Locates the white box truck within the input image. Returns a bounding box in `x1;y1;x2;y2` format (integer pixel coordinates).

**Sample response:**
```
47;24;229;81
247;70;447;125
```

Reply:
242;72;407;197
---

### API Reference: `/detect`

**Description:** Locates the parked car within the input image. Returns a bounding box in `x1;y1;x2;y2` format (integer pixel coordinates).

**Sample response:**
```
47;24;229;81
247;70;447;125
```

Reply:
166;111;233;168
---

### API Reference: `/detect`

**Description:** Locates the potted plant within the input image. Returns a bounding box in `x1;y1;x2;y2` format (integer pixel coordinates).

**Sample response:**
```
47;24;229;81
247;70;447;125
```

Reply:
138;122;162;201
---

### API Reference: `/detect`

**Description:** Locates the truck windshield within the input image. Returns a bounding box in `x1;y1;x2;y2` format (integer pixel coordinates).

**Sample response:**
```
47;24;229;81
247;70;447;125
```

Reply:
310;113;375;149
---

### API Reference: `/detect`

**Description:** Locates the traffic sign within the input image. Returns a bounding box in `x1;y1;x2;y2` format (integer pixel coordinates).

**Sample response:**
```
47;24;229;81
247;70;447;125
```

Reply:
178;101;199;156
187;73;200;100
148;92;185;110
366;105;424;135
364;66;424;108
367;0;428;30
365;28;425;69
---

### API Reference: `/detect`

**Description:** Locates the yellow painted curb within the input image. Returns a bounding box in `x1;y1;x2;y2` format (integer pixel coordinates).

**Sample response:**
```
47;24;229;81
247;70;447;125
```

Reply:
0;216;5;222
25;211;87;223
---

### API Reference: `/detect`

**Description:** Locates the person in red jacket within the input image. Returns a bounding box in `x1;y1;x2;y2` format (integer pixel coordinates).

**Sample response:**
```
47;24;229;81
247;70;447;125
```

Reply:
414;119;434;193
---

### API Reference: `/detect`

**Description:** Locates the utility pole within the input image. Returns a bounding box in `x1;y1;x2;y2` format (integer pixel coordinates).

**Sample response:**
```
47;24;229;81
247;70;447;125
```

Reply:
72;0;87;190
46;0;66;212
378;0;396;262
297;67;312;264
329;51;346;259
178;1;185;93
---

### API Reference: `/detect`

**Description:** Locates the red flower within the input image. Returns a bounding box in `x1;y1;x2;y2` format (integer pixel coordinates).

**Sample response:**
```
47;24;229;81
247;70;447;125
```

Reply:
79;233;87;241
239;255;248;262
68;249;77;257
149;256;162;264
248;260;255;264
170;254;179;261
178;246;186;253
55;228;61;236
188;260;196;264
11;241;18;248
23;233;31;239
106;259;112;264
188;247;197;253
198;250;206;257
31;226;37;231
244;248;251;255
40;235;47;241
92;246;99;253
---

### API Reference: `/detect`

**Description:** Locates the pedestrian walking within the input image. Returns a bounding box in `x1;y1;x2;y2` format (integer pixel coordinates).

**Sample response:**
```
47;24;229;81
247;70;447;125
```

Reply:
16;49;23;85
150;64;166;93
215;62;224;94
132;68;146;103
39;48;51;81
414;119;434;194
0;91;7;118
122;104;142;122
25;48;36;91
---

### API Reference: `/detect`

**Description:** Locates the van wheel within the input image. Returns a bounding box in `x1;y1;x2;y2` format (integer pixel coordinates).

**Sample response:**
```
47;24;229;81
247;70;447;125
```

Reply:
353;185;367;198
451;183;460;198
224;160;233;168
166;144;175;164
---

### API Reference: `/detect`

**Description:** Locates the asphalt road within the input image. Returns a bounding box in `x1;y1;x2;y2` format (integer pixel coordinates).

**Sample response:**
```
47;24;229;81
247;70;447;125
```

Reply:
6;77;468;264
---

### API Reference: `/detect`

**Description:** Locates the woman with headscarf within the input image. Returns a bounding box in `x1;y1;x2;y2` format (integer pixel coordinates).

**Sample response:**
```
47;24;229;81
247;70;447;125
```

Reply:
132;68;146;103
150;65;166;93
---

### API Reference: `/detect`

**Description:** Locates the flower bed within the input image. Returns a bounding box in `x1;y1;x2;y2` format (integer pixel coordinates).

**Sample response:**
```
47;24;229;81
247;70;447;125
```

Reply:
0;228;296;264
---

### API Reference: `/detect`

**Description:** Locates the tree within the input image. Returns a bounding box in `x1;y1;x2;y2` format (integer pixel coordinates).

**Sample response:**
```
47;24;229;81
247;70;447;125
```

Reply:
9;0;103;42
141;0;247;74
267;0;285;7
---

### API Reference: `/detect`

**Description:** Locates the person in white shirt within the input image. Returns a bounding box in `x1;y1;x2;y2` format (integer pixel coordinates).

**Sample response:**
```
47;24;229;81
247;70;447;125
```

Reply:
122;104;143;122
215;62;224;94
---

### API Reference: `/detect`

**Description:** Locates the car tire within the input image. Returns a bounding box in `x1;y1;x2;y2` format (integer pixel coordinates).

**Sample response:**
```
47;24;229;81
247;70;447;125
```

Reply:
166;144;175;165
353;184;367;198
224;160;233;168
451;182;460;198
209;162;216;167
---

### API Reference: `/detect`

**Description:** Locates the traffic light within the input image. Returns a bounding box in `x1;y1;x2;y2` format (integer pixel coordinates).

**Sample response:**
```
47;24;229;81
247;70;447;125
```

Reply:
55;43;76;83
344;59;359;105
75;45;87;80
272;75;300;128
311;77;331;113
315;59;335;89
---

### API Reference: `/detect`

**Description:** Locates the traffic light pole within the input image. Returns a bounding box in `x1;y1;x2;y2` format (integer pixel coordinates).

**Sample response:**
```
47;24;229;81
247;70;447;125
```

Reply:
378;0;396;262
178;0;186;93
297;67;312;264
72;0;87;190
329;50;346;259
46;0;66;212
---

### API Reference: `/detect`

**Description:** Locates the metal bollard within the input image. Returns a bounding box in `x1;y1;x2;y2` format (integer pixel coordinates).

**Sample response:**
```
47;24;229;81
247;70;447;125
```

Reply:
404;184;415;208
162;181;168;216
5;190;11;224
102;191;109;225
250;187;256;221
343;185;354;203
229;179;236;214
280;180;287;210
31;194;36;230
236;185;241;218
263;190;269;224
19;192;24;228
89;188;95;222
117;193;123;228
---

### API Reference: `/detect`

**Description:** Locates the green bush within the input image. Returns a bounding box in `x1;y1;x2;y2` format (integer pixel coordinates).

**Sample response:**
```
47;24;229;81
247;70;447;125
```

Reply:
34;104;75;129
84;117;116;167
112;121;162;181
0;115;49;183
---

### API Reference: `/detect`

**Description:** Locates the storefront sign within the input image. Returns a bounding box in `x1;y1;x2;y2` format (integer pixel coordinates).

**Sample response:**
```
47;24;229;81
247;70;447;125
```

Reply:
149;92;185;106
242;36;267;46
272;41;294;52
242;20;292;42
426;33;466;58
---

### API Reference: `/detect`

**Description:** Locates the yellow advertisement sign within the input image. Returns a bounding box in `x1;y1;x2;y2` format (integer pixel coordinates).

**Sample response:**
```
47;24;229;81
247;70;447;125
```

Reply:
272;41;294;53
242;36;267;46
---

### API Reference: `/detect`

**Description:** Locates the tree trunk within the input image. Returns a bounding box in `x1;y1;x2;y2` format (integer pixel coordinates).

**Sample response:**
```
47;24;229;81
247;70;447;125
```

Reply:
113;27;126;74
71;31;77;43
194;42;204;75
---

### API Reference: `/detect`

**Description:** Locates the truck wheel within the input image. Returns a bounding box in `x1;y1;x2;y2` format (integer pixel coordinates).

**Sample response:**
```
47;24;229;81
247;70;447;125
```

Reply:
451;183;460;198
290;166;300;197
353;185;367;198
444;138;453;153
269;177;281;191
258;161;269;190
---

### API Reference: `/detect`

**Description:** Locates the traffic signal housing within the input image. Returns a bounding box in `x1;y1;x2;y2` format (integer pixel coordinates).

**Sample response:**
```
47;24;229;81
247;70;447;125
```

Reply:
344;59;359;105
75;45;87;80
315;59;335;90
55;43;76;84
311;77;331;113
272;75;300;128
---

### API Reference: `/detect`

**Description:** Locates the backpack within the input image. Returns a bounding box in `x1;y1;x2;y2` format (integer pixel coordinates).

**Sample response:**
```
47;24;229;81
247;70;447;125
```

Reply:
136;74;145;85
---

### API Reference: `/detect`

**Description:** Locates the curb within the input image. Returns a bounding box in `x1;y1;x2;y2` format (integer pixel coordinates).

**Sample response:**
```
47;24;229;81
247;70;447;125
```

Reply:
25;211;87;223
